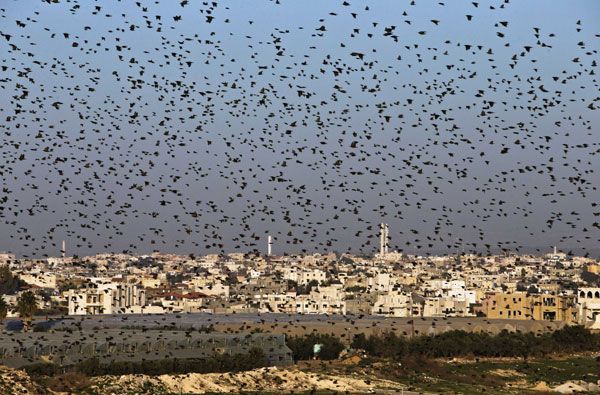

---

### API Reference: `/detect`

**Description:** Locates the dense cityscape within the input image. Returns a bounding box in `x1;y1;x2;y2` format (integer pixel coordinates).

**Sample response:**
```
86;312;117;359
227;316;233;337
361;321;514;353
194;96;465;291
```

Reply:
1;233;600;325
2;233;600;393
2;0;600;393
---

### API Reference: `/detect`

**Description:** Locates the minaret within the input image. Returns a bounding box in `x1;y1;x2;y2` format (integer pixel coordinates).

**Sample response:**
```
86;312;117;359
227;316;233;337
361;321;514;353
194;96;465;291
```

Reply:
268;235;272;256
61;240;66;258
380;223;385;256
553;246;557;255
384;224;389;255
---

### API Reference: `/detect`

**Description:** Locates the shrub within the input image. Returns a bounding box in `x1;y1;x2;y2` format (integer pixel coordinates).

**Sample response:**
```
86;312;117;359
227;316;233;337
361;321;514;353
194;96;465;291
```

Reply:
32;323;48;332
75;357;102;376
23;362;60;377
351;325;600;360
70;347;268;377
287;333;345;360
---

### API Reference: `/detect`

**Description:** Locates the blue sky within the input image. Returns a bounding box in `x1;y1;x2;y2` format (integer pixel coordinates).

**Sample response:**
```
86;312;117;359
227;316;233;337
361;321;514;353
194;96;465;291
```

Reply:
0;0;598;257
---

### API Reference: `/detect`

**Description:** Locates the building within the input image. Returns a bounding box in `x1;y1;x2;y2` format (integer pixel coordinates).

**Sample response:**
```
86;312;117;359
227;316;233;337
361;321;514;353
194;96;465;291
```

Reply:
0;253;15;265
157;291;217;313
487;292;578;322
587;264;600;275
422;296;472;317
298;269;327;285
19;273;58;289
68;284;146;315
577;287;600;324
372;290;411;317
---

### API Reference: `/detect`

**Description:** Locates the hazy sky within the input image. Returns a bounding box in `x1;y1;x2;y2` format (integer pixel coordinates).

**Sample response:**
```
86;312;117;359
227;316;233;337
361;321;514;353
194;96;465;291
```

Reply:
0;0;599;258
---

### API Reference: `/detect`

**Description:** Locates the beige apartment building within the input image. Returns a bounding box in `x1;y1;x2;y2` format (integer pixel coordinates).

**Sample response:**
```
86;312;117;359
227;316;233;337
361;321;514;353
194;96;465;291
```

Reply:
487;292;578;323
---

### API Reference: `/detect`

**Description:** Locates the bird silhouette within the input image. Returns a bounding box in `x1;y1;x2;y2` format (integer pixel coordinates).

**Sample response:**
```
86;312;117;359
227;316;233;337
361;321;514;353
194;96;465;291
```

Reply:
0;0;596;261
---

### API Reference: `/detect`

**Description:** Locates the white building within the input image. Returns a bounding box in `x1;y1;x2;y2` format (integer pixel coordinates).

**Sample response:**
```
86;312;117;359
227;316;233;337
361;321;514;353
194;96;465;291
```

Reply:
578;287;600;324
291;284;345;314
372;290;412;317
249;269;263;279
299;269;327;285
422;296;472;317
282;266;300;283
0;253;15;265
367;272;393;292
68;284;146;315
19;273;58;289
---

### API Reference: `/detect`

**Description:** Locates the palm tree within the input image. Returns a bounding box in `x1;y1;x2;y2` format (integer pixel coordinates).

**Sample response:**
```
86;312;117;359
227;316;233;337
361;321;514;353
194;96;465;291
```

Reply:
17;291;37;331
0;297;8;328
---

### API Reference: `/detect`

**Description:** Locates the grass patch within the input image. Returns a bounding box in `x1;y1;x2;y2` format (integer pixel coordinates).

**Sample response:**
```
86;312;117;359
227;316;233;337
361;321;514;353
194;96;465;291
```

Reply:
303;356;600;394
447;357;600;386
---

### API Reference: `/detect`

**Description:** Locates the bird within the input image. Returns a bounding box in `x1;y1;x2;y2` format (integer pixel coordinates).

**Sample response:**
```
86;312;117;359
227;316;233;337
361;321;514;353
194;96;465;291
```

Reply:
0;0;594;263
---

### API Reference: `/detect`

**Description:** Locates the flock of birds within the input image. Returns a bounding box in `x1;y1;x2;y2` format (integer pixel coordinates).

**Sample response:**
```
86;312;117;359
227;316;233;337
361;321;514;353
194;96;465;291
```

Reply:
0;0;598;258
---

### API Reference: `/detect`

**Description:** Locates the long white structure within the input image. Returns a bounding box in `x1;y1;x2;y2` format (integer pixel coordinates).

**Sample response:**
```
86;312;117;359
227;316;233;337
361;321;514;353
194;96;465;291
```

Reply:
385;224;389;255
380;223;389;257
268;235;272;256
380;223;385;256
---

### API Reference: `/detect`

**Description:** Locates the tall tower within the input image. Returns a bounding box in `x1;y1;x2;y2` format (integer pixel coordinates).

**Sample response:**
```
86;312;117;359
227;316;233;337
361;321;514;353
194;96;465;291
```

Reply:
268;235;272;256
61;240;66;258
384;224;389;255
380;223;385;256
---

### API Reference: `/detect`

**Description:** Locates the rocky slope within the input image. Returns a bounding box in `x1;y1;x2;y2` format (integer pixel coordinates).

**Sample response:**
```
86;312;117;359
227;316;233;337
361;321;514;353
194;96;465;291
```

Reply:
0;366;50;395
89;366;403;394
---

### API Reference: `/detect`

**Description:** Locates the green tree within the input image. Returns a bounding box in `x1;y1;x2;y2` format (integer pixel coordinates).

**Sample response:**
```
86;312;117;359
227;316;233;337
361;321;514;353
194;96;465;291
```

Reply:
17;291;37;331
581;268;600;285
0;297;8;327
287;333;344;361
296;279;319;295
286;279;298;291
351;325;600;360
58;279;79;293
224;272;239;286
0;265;23;295
339;256;354;265
76;357;102;376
